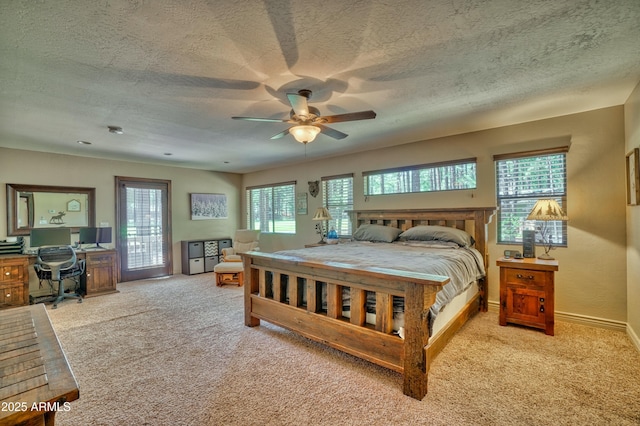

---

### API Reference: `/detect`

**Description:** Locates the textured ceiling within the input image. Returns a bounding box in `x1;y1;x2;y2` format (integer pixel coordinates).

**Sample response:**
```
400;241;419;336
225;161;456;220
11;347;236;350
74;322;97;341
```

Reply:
1;1;639;173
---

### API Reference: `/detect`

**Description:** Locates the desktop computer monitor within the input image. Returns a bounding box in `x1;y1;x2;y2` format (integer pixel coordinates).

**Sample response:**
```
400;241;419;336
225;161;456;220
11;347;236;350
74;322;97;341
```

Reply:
79;227;112;249
29;228;71;248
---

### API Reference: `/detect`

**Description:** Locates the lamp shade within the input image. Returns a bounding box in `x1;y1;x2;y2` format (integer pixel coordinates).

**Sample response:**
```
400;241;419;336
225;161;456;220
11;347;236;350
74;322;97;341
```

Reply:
312;207;332;221
290;125;320;144
526;199;568;221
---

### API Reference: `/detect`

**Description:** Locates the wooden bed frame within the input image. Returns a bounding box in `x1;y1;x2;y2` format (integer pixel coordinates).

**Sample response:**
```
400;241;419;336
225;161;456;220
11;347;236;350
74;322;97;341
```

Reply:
242;207;495;400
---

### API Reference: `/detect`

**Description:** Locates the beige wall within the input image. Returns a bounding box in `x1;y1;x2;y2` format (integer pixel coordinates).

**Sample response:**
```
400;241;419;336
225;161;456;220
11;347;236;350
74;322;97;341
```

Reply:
625;82;640;345
243;106;628;324
1;105;630;327
0;148;243;280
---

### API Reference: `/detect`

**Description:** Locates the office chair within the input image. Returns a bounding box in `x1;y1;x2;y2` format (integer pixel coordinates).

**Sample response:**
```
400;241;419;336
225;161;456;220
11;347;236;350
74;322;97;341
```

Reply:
34;245;85;309
213;230;260;286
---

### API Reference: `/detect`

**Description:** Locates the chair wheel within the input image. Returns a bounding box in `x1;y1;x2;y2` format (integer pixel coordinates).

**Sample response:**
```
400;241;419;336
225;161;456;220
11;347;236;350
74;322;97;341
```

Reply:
78;299;83;303
52;305;58;309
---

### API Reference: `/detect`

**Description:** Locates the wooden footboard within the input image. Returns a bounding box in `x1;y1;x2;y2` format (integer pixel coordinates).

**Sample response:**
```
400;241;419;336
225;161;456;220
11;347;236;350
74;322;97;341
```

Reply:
242;251;449;400
242;207;495;400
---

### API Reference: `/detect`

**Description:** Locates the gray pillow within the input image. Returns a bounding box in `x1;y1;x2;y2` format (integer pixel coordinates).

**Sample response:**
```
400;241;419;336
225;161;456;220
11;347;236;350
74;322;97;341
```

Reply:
352;224;402;243
399;225;475;247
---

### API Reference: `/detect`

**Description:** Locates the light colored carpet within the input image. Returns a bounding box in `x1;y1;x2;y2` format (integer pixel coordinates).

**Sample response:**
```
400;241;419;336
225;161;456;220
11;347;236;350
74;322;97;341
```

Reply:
45;274;640;426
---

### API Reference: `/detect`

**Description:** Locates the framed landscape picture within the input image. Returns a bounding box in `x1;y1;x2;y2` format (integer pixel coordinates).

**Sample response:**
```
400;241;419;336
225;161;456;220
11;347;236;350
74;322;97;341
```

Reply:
190;193;228;220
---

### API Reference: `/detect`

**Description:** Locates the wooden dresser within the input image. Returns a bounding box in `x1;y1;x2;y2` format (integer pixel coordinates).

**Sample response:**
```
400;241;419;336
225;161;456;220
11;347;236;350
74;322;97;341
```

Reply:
497;257;559;336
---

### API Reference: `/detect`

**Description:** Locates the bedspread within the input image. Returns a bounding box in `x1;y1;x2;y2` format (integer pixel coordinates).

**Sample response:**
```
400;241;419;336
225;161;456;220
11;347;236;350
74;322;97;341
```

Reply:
275;241;485;321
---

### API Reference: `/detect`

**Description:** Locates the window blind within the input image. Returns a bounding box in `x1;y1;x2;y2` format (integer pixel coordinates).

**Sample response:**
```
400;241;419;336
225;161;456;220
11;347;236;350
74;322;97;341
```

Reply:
495;151;568;245
246;182;296;234
322;174;353;236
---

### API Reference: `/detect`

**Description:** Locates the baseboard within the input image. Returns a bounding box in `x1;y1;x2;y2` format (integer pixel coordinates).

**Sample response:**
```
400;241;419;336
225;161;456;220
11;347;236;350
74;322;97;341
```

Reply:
628;324;640;352
487;301;628;332
554;310;627;332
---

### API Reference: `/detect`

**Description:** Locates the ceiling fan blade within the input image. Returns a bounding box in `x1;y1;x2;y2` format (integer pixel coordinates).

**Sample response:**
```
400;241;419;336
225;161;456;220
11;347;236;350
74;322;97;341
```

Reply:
286;92;310;119
232;116;294;123
318;124;348;140
270;128;291;139
321;110;377;123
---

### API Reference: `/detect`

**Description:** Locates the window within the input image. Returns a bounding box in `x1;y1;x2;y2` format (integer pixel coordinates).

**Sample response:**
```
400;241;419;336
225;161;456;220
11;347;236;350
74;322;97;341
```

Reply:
246;181;296;234
495;148;568;245
322;174;353;236
363;158;476;195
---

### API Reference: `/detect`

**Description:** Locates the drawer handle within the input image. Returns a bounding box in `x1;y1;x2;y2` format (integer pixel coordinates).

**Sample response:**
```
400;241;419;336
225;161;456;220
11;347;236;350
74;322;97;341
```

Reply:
5;272;10;276
516;274;534;280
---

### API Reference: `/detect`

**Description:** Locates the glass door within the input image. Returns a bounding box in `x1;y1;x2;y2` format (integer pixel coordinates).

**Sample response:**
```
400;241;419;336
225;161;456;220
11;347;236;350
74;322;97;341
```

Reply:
116;177;172;281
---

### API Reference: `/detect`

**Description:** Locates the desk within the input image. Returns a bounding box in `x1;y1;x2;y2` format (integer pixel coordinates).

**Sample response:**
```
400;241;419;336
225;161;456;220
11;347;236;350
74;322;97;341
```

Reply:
0;304;79;425
75;249;119;297
0;255;30;308
0;250;118;309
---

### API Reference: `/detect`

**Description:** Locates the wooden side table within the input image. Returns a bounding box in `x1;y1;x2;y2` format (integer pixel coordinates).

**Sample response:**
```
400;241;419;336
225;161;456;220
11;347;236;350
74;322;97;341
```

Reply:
497;257;559;335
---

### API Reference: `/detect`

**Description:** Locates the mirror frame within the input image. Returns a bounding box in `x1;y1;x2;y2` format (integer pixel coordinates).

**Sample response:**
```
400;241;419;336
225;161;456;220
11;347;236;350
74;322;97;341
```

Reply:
6;183;96;236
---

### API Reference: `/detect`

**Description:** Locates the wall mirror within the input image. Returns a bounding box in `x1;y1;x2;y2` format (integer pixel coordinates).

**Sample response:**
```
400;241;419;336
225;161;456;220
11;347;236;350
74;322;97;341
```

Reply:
6;184;96;236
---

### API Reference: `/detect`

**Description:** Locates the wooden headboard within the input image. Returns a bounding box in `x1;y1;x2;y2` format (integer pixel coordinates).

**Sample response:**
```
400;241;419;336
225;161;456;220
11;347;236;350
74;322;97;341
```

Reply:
352;207;496;309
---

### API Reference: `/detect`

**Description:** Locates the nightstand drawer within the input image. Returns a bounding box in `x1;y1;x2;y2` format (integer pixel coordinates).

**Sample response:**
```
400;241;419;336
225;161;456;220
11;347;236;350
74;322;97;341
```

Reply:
504;268;548;286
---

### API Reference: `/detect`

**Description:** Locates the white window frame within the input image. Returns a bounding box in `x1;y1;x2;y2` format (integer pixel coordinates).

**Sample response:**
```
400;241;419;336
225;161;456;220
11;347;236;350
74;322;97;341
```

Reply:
495;148;568;246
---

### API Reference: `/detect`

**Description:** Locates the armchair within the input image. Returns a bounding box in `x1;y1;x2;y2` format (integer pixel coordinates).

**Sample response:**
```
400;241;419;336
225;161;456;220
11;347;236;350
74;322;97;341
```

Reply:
213;229;260;286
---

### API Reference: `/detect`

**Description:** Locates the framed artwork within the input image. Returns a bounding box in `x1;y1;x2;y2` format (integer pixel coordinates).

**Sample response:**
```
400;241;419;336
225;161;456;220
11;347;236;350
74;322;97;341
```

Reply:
66;199;81;212
190;193;228;220
296;192;308;215
626;148;640;206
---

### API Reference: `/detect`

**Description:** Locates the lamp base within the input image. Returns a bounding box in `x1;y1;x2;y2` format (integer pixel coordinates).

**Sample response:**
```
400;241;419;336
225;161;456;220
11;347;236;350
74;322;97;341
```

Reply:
537;252;555;260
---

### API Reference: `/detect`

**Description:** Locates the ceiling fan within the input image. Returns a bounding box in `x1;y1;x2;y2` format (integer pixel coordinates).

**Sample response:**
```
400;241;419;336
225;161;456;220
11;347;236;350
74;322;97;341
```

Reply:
232;89;376;144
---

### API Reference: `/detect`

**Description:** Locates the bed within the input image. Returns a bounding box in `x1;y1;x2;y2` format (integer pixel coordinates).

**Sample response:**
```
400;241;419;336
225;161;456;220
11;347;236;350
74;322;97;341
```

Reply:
242;207;495;400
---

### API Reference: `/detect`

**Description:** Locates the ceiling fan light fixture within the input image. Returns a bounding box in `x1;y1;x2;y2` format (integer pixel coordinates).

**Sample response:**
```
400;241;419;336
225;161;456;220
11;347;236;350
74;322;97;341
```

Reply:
290;125;320;144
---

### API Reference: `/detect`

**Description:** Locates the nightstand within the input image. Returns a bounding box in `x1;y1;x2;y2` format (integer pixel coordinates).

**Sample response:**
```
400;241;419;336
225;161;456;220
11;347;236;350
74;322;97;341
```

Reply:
497;257;559;335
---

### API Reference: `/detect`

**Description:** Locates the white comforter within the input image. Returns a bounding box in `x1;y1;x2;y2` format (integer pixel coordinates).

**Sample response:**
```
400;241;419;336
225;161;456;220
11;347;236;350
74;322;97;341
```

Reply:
275;241;485;320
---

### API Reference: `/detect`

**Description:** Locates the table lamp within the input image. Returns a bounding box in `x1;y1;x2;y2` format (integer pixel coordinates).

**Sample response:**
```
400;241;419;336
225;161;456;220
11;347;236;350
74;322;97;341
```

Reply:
526;199;568;260
312;207;332;243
